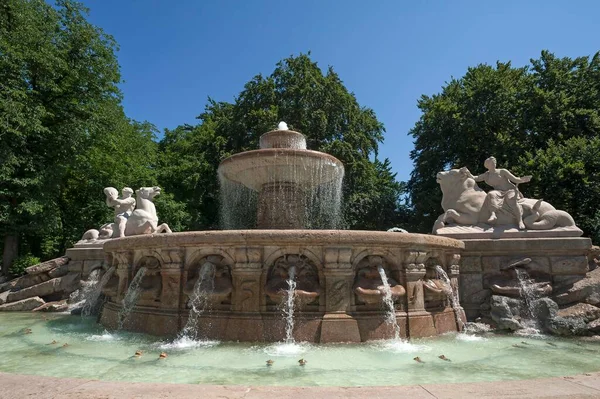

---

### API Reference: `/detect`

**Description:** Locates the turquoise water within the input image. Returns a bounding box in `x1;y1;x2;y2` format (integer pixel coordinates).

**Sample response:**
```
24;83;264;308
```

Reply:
0;312;598;386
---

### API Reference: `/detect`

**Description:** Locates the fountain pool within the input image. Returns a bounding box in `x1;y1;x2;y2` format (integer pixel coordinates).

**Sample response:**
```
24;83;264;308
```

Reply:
2;312;599;387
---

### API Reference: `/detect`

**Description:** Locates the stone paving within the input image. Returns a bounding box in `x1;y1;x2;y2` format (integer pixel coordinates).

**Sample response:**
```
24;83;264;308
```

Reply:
1;371;600;399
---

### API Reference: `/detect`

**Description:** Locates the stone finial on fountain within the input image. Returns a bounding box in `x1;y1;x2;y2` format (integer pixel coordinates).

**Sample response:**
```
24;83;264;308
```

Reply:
259;123;306;150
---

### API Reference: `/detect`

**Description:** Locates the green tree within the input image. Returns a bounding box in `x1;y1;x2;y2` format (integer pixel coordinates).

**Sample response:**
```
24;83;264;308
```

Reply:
407;51;600;240
0;0;159;274
159;54;405;230
524;137;600;243
47;102;160;254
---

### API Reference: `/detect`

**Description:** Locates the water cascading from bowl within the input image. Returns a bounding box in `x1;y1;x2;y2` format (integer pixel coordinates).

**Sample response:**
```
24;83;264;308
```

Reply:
218;123;344;229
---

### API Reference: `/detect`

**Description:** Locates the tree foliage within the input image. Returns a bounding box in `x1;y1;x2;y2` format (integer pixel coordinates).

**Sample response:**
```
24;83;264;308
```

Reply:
524;137;600;243
0;0;158;273
407;50;600;240
158;54;405;231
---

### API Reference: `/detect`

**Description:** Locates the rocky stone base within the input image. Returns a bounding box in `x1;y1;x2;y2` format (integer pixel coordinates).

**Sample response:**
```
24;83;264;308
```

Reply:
489;295;600;337
450;236;600;338
0;244;108;313
0;296;45;311
455;237;593;320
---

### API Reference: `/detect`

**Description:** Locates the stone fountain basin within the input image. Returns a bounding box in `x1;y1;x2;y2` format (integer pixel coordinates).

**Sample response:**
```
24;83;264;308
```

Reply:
100;230;464;342
217;149;344;191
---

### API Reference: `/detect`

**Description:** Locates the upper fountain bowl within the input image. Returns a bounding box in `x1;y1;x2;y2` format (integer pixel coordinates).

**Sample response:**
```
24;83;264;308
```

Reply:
259;129;306;149
218;148;343;191
218;128;344;192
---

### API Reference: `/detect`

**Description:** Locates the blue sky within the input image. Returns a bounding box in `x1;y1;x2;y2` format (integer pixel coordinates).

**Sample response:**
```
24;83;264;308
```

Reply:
79;0;599;183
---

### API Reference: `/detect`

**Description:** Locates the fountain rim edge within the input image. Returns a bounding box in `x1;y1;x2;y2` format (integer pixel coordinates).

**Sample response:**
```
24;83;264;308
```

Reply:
217;148;344;169
102;230;465;251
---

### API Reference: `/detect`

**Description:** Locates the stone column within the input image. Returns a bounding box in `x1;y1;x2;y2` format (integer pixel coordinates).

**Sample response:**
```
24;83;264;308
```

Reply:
323;270;354;313
447;253;461;302
99;250;131;330
231;269;262;312
320;247;360;343
159;249;183;309
404;250;437;337
447;252;466;329
113;250;133;303
226;247;264;341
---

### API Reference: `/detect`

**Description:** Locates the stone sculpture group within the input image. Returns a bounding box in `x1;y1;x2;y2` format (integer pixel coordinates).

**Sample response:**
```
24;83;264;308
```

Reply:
433;156;578;236
80;186;171;242
432;157;600;337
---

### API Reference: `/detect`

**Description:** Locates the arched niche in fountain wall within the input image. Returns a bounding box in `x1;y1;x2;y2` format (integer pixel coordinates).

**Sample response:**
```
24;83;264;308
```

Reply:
351;249;403;284
261;251;323;311
352;254;406;309
184;248;236;271
183;254;234;310
132;255;163;307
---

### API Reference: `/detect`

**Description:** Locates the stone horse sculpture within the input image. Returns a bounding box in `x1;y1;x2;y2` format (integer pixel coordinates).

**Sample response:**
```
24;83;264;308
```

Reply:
125;187;172;236
432;168;575;233
80;186;171;241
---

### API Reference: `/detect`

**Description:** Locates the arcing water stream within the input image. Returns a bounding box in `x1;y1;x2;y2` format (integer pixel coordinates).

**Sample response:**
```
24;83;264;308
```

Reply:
81;266;116;316
118;266;147;329
435;265;464;331
377;265;401;340
283;265;297;344
180;262;217;340
514;267;543;334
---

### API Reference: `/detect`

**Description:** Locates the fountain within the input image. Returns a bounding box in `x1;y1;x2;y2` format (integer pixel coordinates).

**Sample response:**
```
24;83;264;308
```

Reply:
218;121;344;229
3;127;600;391
97;124;465;342
512;267;544;334
515;268;540;318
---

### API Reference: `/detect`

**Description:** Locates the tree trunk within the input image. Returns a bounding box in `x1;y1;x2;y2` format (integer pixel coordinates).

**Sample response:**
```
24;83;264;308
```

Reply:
2;235;19;276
